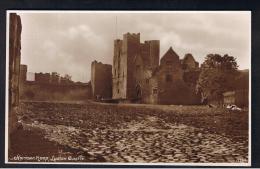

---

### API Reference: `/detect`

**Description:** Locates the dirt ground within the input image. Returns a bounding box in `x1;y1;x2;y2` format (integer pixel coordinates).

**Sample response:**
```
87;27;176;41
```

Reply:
9;101;248;163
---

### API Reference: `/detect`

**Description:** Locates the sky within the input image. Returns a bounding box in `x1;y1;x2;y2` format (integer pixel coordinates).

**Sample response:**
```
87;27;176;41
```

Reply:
18;12;251;82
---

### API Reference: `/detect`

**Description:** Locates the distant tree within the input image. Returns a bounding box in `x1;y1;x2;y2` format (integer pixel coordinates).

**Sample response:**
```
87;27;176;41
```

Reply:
196;54;239;104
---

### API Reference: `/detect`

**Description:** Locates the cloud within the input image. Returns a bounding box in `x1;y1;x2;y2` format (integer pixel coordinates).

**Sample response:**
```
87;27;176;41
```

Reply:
19;12;250;82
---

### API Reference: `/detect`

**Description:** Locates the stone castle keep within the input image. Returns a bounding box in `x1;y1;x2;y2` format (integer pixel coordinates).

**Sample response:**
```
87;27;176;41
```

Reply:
91;33;201;105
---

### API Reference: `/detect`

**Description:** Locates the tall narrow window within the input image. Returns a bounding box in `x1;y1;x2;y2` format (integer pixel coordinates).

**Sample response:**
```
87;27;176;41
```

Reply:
153;88;158;94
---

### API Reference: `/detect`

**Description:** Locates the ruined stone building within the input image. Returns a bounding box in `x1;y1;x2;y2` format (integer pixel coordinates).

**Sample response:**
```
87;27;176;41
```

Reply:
148;48;201;104
111;33;201;104
91;60;112;100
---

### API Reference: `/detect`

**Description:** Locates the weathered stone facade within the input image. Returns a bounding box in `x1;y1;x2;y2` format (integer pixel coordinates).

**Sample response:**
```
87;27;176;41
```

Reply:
151;48;201;104
91;60;112;99
9;13;22;136
112;33;201;105
112;33;160;101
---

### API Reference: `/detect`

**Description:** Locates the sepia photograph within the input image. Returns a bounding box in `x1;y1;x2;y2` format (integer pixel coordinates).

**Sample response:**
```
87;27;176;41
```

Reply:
6;11;251;166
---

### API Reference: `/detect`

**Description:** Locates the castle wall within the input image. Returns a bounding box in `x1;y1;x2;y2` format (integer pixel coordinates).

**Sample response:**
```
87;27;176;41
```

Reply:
35;72;51;84
9;13;22;135
19;65;92;101
91;61;112;99
19;82;92;101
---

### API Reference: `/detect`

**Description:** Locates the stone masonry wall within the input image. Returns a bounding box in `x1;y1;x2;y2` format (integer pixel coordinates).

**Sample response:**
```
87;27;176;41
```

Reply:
112;39;127;99
125;33;141;99
91;61;112;99
112;33;159;102
9;13;22;135
157;48;201;105
20;82;92;101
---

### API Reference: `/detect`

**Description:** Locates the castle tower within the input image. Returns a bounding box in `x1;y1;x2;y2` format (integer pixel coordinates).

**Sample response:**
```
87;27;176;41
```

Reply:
112;39;126;99
91;60;112;100
142;40;160;70
112;33;141;100
112;33;159;101
182;53;199;71
124;33;141;99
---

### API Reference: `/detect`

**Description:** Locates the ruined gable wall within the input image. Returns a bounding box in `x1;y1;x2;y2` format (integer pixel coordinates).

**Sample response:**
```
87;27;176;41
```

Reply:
157;49;200;105
182;54;199;70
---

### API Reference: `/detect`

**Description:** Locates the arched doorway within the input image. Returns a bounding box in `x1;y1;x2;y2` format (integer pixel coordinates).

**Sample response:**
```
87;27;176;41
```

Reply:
135;84;142;99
